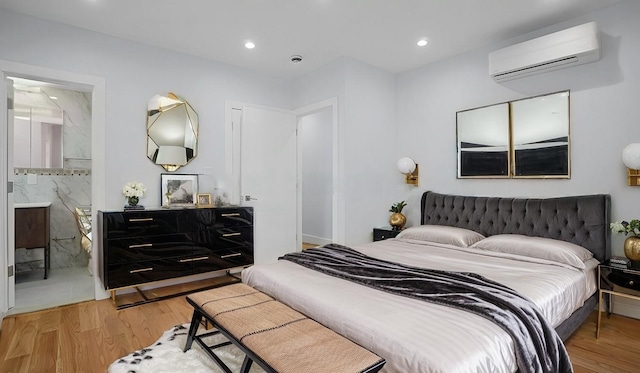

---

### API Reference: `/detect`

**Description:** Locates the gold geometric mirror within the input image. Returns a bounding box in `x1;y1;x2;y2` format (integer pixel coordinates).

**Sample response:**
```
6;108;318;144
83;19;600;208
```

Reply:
146;93;199;172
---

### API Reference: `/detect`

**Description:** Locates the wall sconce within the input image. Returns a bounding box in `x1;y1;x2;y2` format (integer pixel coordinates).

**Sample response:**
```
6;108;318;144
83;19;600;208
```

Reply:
622;143;640;185
397;157;419;186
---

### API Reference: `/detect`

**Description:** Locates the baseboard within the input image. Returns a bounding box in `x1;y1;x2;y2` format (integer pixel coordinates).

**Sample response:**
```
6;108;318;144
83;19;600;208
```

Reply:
302;234;332;246
0;310;5;330
612;296;640;320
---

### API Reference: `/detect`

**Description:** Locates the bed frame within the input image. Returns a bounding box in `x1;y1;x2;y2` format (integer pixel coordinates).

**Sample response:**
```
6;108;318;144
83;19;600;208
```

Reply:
420;191;611;340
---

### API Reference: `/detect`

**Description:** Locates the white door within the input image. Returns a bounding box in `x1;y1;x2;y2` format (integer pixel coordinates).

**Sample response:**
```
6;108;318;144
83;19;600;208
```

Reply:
239;105;297;264
1;75;15;312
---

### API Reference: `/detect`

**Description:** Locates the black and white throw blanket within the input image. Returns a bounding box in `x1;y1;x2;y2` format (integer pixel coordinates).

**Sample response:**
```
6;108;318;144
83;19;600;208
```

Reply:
280;244;572;373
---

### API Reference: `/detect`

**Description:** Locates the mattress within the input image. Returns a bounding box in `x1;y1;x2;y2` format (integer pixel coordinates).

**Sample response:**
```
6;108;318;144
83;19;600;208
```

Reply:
242;238;597;373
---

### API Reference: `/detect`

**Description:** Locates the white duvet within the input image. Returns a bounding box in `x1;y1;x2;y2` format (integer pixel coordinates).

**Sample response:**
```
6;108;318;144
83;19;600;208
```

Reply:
242;238;597;373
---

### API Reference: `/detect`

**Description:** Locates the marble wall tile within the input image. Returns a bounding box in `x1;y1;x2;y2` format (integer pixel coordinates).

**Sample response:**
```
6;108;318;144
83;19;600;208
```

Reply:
13;87;92;272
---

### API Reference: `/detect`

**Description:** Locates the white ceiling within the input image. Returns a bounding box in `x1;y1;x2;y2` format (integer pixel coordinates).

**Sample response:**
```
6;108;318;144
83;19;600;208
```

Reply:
0;0;624;79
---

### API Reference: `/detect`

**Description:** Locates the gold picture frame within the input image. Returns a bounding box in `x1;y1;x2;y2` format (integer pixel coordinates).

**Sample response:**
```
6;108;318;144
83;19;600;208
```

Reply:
196;193;212;207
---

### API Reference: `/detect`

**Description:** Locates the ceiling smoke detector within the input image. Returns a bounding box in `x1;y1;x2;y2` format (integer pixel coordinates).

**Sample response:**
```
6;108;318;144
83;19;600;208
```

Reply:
290;55;303;64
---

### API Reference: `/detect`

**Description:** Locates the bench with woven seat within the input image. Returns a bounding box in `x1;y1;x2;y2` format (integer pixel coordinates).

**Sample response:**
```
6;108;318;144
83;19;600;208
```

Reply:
183;283;386;373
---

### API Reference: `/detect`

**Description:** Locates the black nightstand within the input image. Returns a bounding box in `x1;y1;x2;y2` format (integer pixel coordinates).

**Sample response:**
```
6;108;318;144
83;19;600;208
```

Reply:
373;226;403;241
597;261;640;338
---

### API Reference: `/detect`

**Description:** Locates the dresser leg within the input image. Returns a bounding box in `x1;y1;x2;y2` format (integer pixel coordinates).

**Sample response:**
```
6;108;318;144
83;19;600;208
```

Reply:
110;290;116;305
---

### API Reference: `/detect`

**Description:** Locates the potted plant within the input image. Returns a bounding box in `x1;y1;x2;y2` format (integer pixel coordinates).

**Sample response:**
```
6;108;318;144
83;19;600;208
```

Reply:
389;201;407;230
611;220;640;262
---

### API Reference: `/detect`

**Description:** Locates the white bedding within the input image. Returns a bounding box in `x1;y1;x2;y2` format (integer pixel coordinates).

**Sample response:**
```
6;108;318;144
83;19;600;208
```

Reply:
242;238;597;373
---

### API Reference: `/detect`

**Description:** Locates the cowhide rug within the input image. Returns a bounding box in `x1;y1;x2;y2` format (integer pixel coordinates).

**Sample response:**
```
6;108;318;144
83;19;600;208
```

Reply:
108;324;264;373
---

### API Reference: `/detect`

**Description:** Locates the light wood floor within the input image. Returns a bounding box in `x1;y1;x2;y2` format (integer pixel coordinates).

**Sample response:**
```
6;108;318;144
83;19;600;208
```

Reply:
0;297;638;373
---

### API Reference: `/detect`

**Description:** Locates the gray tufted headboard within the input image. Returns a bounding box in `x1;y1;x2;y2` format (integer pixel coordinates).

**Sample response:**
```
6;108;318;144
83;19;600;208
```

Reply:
420;191;611;262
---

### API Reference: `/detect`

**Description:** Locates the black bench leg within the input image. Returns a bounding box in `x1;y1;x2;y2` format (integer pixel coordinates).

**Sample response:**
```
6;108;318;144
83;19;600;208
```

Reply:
240;355;254;373
184;309;203;352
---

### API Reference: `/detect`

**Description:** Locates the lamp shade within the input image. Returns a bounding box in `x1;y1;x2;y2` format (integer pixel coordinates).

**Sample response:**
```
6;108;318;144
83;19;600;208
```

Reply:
397;157;416;174
622;143;640;170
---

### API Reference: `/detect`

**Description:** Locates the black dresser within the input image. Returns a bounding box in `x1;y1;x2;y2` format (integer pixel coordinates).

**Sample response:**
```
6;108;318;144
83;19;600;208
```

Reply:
98;206;253;307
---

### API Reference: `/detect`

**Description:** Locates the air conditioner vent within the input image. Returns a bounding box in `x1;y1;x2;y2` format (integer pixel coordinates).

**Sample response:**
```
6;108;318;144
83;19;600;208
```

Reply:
489;22;600;82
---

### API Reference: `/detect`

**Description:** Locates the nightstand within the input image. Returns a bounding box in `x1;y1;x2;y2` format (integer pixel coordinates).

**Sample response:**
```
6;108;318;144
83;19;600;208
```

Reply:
373;226;403;241
597;261;640;338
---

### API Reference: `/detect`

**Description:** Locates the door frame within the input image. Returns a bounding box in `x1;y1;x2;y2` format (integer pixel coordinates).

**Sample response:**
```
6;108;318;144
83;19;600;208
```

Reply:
224;97;341;250
0;60;107;318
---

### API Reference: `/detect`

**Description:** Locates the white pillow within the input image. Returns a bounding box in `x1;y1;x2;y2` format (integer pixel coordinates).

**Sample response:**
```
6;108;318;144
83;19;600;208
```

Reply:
471;234;593;269
396;225;486;248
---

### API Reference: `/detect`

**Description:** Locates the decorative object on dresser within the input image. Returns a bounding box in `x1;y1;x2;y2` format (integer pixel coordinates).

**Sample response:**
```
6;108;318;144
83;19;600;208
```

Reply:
373;226;402;241
397;157;419;185
15;202;51;279
610;219;640;264
597;261;640;338
161;173;198;207
622;143;640;185
98;206;253;309
388;200;407;230
122;181;146;210
146;92;199;172
196;193;212;207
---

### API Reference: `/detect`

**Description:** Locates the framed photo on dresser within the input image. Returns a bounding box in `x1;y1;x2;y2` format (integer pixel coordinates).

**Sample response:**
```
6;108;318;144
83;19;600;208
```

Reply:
161;173;198;207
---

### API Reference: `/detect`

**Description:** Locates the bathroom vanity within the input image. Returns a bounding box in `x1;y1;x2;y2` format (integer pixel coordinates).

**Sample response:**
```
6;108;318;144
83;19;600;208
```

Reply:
15;202;51;279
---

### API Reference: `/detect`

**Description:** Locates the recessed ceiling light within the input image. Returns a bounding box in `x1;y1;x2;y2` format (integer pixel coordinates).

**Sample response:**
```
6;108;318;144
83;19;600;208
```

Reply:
417;39;428;47
49;96;58;100
245;41;255;49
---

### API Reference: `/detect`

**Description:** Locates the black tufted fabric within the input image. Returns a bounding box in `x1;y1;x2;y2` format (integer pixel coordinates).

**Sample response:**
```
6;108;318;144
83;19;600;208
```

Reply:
420;191;611;262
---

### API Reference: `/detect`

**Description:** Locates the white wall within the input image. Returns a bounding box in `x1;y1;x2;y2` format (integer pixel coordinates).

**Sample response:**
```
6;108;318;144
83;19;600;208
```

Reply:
396;1;640;318
0;9;293;209
300;108;332;244
292;58;399;244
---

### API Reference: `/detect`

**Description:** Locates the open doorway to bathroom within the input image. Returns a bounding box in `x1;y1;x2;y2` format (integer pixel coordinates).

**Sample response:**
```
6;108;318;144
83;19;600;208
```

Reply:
9;77;94;314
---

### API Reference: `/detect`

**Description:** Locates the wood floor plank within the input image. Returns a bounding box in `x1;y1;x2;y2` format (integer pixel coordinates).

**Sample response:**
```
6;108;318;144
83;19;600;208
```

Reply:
30;330;57;373
1;297;639;372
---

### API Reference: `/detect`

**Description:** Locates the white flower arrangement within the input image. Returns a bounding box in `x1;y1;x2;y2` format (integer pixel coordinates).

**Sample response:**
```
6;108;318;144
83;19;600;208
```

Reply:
123;182;146;198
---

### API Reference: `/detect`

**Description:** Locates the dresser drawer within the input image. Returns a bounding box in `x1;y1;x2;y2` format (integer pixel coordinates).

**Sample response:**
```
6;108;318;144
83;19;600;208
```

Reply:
106;258;192;289
103;210;200;238
197;208;253;229
107;233;195;264
195;226;253;249
191;247;253;274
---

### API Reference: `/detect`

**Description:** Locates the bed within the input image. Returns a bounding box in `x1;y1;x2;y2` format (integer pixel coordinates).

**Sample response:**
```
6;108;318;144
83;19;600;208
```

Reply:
242;191;611;372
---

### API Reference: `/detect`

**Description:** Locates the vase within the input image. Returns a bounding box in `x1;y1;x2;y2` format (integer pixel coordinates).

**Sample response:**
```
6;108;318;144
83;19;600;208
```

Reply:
127;196;139;207
389;212;406;231
624;236;640;262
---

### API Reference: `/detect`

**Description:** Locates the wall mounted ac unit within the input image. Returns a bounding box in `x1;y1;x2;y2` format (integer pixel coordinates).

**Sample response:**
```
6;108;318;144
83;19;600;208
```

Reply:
489;22;600;82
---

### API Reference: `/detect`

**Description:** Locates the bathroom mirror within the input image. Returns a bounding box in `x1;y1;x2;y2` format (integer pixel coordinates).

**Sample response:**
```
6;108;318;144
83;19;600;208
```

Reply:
13;104;64;169
457;103;510;177
456;91;570;178
146;93;199;172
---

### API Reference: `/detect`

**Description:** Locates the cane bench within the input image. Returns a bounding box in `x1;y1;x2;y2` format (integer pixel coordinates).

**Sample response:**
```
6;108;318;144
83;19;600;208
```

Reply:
184;283;386;373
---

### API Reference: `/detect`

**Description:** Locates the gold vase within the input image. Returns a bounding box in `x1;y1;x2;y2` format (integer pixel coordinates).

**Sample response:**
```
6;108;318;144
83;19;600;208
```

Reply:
389;212;406;230
624;236;640;261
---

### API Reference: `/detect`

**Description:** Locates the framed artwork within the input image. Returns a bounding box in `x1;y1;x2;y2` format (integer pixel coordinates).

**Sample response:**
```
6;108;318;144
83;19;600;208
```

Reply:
196;193;212;207
161;173;198;207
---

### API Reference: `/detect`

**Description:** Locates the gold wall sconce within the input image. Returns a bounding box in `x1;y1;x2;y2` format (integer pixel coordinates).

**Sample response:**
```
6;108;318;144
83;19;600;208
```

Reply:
397;157;419;186
622;143;640;185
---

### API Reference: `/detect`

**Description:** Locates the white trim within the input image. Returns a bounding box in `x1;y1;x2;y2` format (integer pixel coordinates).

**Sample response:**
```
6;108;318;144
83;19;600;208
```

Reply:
294;97;340;244
0;60;109;309
612;295;640;320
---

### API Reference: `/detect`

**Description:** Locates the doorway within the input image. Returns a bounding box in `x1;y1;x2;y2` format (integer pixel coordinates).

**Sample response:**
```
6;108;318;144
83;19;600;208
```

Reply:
225;98;339;261
1;61;106;319
9;77;94;314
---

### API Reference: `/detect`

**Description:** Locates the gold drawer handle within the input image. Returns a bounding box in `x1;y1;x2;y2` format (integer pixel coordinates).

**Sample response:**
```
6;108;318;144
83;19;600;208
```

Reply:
222;232;242;237
221;253;242;259
179;256;209;263
130;267;153;273
129;243;153;249
221;213;240;217
129;218;154;222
